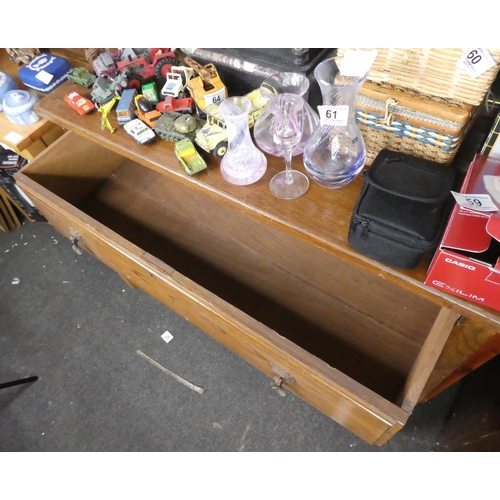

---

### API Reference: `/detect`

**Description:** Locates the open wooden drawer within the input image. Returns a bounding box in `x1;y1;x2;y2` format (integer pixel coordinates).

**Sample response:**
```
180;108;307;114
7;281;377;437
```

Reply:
15;131;466;445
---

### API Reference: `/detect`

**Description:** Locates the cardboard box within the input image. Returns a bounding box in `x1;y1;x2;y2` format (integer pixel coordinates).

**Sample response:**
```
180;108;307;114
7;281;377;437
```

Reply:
425;154;500;312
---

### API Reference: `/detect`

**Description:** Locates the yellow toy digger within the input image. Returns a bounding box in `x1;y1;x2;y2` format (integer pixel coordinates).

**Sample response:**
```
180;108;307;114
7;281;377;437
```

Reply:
183;57;228;116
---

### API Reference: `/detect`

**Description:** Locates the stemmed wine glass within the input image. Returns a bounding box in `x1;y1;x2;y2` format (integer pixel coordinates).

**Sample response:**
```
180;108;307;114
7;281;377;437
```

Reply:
268;93;309;199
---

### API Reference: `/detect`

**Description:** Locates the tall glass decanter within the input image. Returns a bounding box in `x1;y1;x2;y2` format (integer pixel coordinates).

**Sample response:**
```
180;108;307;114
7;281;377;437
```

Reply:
219;96;267;186
303;55;369;188
254;72;319;157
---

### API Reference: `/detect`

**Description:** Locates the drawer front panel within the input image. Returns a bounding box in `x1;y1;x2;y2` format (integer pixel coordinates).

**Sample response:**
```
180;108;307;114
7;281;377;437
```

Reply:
17;175;409;445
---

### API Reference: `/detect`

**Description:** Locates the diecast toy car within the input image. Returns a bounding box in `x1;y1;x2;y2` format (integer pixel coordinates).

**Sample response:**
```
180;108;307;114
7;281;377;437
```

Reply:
64;91;95;115
66;67;96;88
92;51;117;78
134;94;161;127
124;118;156;145
174;138;207;175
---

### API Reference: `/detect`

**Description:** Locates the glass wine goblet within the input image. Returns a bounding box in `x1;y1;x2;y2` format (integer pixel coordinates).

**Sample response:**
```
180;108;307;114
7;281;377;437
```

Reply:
269;93;309;200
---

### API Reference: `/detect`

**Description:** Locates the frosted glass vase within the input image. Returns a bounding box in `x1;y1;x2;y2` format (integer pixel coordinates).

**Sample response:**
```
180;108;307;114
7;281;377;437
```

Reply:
219;96;267;186
303;55;369;188
254;72;319;157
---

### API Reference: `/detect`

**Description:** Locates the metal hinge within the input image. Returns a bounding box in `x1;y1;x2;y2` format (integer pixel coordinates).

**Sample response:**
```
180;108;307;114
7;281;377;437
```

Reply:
69;228;85;242
69;228;85;255
270;363;295;397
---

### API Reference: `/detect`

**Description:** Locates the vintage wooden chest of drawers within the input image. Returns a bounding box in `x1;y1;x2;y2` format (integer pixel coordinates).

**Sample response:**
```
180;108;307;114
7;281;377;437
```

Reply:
14;81;500;446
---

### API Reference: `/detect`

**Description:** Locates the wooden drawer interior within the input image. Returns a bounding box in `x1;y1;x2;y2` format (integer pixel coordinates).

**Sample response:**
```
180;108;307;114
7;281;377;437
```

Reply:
19;132;445;407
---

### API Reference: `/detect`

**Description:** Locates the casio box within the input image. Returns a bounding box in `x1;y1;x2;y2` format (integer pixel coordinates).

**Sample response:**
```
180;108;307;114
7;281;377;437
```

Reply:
426;154;500;312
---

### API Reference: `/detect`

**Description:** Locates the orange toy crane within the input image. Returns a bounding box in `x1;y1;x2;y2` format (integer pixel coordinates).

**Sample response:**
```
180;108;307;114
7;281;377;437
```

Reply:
183;56;228;116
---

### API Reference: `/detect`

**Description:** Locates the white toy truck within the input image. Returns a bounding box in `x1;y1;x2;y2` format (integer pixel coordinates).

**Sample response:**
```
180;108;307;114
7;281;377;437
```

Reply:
160;66;194;99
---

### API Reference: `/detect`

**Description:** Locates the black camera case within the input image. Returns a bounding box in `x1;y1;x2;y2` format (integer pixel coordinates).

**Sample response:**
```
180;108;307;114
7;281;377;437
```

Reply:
348;149;456;270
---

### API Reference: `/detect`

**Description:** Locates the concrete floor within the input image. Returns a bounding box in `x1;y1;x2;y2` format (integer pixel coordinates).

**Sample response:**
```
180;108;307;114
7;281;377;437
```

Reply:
0;220;459;452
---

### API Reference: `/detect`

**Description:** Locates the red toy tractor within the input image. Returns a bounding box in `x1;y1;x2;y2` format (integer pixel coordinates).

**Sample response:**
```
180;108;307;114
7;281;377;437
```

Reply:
117;48;177;90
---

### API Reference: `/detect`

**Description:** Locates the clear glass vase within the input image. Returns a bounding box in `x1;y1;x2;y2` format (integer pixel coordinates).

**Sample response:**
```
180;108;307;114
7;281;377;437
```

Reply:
254;72;319;157
219;96;267;185
303;55;369;188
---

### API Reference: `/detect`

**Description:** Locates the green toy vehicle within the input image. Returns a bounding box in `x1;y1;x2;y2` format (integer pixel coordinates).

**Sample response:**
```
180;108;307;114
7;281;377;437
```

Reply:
91;73;130;105
91;76;115;105
153;111;206;142
66;67;96;88
142;82;159;105
174;138;207;175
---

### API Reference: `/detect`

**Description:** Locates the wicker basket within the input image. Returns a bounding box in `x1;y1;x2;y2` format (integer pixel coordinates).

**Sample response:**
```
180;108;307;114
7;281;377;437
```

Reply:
355;82;477;165
337;48;500;106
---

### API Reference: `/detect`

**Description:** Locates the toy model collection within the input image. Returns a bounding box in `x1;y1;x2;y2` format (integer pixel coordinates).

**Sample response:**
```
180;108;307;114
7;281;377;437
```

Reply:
60;48;269;176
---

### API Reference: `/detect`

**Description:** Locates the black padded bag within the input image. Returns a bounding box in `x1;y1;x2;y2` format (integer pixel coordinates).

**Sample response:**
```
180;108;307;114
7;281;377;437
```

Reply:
348;149;456;270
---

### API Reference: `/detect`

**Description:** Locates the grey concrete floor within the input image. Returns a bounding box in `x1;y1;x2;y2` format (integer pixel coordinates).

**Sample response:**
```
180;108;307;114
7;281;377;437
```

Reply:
0;220;459;452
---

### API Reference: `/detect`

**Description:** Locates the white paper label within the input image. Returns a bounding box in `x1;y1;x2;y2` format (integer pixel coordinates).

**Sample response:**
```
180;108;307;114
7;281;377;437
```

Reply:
204;88;226;107
451;191;499;212
456;49;496;79
161;330;174;343
340;50;378;77
35;70;54;85
318;105;349;126
3;131;25;144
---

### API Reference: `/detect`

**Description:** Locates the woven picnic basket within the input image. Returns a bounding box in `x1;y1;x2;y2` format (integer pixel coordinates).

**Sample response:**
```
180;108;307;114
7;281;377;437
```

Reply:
337;48;500;106
355;82;477;165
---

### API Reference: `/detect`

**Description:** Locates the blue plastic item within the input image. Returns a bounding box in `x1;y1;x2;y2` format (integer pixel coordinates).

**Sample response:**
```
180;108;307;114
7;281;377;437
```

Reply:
0;71;18;112
116;88;137;125
18;53;70;94
2;90;40;125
